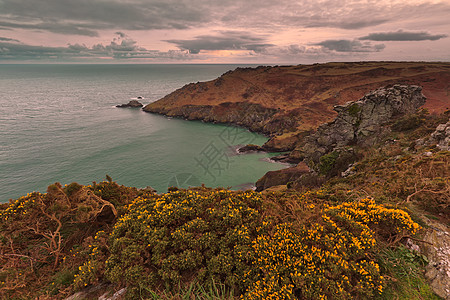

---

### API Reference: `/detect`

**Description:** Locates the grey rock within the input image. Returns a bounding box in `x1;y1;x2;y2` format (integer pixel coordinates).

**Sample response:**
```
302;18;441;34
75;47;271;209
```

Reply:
406;238;421;253
238;144;265;153
341;163;356;177
99;288;127;300
430;119;450;151
420;219;450;299
294;85;426;166
64;283;110;300
255;162;310;191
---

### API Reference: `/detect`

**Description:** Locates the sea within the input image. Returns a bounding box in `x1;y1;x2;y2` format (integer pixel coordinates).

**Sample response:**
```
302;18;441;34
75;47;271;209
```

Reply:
0;64;286;203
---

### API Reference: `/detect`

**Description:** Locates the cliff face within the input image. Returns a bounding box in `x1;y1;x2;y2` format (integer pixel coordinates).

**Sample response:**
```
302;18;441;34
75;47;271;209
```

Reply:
147;101;279;133
293;85;426;163
144;62;450;150
255;85;427;191
144;62;449;193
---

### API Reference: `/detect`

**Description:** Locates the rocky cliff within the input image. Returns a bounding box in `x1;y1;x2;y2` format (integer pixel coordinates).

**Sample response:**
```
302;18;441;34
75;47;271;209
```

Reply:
143;62;449;192
144;62;450;151
293;85;426;164
256;85;427;191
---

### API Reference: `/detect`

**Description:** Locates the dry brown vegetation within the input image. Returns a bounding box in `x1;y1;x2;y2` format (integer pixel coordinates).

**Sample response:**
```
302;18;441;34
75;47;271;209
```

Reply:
319;112;450;225
0;181;141;299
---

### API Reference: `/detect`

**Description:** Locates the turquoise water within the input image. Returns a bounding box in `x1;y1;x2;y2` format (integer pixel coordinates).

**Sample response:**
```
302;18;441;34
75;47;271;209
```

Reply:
0;64;284;202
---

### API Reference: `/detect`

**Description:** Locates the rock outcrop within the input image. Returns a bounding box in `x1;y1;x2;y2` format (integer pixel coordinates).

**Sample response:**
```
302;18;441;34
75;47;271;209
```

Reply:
146;102;279;133
258;85;427;190
238;144;265;153
430;119;450;151
422;221;450;300
407;218;450;300
116;100;143;108
255;162;310;191
293;85;426;164
144;62;450;150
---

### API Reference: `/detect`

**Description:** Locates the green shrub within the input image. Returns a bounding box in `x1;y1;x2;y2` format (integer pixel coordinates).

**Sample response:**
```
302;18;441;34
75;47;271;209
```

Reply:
74;189;422;300
64;182;83;197
347;103;361;118
89;180;138;209
392;115;425;132
104;189;266;298
376;245;439;299
2;182;427;299
318;151;340;175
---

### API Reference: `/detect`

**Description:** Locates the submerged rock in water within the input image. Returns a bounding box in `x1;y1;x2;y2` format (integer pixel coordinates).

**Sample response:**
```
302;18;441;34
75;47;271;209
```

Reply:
238;144;265;153
116;100;143;108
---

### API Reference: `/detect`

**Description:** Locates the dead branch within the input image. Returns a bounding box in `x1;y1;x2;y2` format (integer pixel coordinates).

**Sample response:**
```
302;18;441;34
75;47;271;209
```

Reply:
0;282;26;292
1;254;35;268
398;182;449;205
27;194;64;270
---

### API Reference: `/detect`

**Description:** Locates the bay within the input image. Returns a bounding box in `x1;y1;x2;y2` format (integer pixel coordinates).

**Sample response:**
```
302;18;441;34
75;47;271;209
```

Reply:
0;64;284;202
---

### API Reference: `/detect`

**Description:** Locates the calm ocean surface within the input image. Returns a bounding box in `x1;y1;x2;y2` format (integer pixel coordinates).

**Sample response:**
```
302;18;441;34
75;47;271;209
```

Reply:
0;64;285;202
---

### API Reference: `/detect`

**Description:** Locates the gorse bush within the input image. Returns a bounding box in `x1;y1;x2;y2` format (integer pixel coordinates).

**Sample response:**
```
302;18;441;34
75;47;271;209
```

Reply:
73;230;109;289
73;189;422;299
0;181;427;299
242;198;420;299
103;189;266;297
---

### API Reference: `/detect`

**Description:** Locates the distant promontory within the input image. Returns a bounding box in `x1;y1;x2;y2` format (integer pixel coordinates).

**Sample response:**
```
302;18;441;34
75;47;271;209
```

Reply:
144;62;450;152
144;62;450;191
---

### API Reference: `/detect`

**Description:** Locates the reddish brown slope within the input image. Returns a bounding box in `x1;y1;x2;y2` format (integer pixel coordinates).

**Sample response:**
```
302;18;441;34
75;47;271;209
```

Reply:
144;62;450;149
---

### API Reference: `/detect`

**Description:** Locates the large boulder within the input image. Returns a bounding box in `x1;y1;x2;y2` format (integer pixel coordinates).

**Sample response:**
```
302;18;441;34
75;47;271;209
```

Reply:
238;144;264;153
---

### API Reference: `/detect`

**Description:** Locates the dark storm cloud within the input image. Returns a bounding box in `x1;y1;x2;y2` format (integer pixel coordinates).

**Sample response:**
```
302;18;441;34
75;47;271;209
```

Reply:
314;40;385;52
0;20;99;36
2;0;450;37
0;42;76;60
360;30;448;41
0;33;192;61
166;31;274;54
0;0;207;35
0;37;20;42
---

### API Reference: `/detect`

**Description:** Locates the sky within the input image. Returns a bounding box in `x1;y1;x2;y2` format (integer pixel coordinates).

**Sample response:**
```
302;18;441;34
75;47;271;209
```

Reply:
0;0;449;63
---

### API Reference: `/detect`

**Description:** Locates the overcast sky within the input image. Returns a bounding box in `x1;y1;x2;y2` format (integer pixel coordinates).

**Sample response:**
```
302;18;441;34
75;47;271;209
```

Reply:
0;0;449;63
